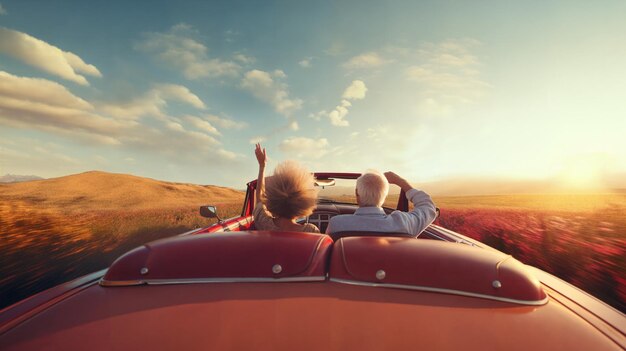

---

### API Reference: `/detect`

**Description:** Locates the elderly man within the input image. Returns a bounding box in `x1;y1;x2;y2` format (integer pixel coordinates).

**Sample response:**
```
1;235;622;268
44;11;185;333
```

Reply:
325;171;437;237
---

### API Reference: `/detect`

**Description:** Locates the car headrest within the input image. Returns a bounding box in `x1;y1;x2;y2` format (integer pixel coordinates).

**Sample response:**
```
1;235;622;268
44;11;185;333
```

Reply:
329;236;548;305
101;231;333;286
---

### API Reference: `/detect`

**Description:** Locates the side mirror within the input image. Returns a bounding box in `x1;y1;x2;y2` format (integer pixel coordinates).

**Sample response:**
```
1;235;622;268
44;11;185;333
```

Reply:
200;205;222;221
436;207;440;219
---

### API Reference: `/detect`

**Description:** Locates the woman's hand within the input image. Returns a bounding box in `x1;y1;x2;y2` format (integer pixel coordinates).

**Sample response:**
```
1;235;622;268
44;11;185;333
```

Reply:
255;143;267;168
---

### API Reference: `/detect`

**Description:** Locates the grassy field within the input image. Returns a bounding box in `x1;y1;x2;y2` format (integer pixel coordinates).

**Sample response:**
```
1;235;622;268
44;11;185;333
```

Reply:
433;193;626;313
1;173;624;314
0;172;244;309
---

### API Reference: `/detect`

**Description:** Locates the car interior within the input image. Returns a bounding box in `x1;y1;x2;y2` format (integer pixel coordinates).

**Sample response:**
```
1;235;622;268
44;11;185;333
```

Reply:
201;174;445;241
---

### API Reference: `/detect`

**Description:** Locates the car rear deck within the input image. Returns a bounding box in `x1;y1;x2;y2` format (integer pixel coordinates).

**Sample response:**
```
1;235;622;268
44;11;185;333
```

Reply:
1;231;624;350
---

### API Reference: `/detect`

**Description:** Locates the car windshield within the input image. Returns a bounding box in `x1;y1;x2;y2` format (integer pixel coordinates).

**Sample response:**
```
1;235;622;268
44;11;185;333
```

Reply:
315;178;402;209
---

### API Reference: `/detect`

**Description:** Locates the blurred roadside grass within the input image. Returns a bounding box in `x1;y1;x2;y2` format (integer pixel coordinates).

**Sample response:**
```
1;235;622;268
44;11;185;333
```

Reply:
1;193;624;314
0;201;241;310
433;193;626;313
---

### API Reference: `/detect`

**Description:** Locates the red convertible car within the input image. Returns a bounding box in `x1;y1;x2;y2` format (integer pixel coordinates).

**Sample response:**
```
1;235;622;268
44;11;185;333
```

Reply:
0;173;624;350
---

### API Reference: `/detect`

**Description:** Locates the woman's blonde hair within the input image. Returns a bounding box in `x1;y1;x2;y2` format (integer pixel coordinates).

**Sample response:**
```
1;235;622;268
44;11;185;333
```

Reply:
264;160;317;219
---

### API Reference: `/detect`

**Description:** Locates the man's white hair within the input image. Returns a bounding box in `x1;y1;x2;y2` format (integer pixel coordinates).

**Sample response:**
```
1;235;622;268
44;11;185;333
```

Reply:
356;170;389;207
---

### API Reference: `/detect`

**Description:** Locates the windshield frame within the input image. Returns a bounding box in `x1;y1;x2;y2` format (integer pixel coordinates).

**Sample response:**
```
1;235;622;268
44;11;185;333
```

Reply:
243;172;408;217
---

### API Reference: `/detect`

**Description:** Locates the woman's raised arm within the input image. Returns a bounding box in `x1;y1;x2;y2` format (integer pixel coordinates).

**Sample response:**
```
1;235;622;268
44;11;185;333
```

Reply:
254;143;267;204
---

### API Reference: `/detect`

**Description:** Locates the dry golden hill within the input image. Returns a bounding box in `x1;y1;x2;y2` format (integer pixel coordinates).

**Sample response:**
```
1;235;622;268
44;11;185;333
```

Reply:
0;170;244;211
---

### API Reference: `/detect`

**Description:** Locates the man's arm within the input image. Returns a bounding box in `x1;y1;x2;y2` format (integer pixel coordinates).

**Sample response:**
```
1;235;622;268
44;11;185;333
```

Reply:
385;171;437;236
384;171;413;194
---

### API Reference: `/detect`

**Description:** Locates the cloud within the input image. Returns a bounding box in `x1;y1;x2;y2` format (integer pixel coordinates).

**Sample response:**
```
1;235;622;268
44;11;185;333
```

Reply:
0;27;101;85
136;24;240;79
405;67;487;101
99;115;230;162
184;115;220;136
342;80;368;100
0;71;93;110
224;29;240;43
155;122;220;147
343;52;390;70
95;85;242;159
157;84;206;109
311;123;412;174
327;100;351;127
0;71;125;144
308;111;325;121
241;69;303;117
273;69;286;79
216;148;239;160
166;121;185;132
99;83;206;120
0;4;6;15
325;42;345;56
204;114;247;129
403;39;489;113
312;80;368;127
278;137;329;159
87;119;232;164
233;53;255;64
289;120;299;131
299;58;312;68
0;72;240;163
243;69;272;86
249;136;266;144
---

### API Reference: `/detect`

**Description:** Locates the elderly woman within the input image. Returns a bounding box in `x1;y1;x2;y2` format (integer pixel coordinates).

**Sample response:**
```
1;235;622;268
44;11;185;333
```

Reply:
253;143;319;233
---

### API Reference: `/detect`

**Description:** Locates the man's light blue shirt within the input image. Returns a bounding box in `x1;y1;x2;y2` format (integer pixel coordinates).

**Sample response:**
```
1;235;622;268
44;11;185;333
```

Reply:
326;189;437;237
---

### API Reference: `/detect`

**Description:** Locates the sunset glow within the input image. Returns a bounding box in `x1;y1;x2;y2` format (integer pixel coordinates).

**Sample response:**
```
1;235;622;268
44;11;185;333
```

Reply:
0;1;624;190
558;162;603;190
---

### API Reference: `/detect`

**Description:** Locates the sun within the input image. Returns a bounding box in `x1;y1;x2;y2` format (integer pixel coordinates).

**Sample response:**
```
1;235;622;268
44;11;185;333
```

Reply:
557;157;605;191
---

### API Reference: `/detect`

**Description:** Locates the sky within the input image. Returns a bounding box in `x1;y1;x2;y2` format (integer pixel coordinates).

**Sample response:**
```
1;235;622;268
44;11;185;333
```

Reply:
0;1;625;190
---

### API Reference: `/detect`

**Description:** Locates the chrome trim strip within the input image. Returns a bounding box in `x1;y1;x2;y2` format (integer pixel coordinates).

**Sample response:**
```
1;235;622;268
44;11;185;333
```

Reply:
495;256;512;270
428;225;488;249
329;277;549;306
178;227;204;237
99;279;144;287
100;275;327;287
420;230;447;242
422;227;476;245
